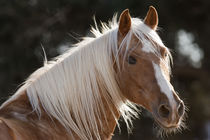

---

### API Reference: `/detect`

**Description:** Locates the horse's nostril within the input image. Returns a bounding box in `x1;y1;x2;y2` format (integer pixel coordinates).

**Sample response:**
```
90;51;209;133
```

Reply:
158;104;170;118
178;101;184;117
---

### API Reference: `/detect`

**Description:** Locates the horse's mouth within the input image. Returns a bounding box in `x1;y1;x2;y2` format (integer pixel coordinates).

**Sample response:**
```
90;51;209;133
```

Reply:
153;117;184;135
154;118;179;130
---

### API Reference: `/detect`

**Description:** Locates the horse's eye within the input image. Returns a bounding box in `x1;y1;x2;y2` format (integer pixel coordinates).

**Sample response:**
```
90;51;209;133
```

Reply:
164;53;168;58
128;56;137;64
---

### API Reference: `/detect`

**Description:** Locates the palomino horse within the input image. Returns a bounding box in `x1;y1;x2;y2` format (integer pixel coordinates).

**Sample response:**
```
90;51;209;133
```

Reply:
0;6;185;140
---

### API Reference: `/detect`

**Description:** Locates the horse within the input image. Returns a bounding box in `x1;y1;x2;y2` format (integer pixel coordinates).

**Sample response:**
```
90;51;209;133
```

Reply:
0;6;186;140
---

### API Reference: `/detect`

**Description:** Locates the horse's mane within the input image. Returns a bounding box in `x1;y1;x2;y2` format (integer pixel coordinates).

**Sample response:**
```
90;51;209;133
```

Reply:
2;15;172;140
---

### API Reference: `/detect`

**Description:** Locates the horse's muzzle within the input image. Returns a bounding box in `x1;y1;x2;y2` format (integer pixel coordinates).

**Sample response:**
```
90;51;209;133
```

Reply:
153;97;185;129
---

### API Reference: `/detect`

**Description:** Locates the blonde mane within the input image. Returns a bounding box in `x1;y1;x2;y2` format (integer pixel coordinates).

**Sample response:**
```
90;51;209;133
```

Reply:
3;15;171;140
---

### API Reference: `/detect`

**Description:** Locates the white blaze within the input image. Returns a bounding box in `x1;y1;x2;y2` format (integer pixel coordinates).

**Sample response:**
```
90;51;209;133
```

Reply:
152;62;175;105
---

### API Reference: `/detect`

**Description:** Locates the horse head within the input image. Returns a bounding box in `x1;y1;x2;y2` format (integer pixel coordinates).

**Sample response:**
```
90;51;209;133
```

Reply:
116;6;185;132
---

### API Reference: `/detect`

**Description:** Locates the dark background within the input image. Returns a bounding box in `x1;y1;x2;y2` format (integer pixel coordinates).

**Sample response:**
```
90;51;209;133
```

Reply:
0;0;210;139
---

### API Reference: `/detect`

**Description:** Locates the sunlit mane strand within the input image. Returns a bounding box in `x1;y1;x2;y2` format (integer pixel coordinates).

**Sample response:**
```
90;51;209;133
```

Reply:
5;14;172;140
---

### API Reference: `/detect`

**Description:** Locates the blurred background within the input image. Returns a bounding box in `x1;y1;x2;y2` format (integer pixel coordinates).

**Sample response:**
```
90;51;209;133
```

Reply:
0;0;210;139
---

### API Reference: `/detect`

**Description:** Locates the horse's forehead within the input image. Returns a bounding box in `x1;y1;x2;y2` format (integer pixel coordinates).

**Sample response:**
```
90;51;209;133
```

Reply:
141;39;157;53
131;35;161;55
118;32;164;59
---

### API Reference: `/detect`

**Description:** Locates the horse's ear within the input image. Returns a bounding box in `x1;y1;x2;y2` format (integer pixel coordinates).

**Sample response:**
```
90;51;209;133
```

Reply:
118;9;131;36
144;6;158;30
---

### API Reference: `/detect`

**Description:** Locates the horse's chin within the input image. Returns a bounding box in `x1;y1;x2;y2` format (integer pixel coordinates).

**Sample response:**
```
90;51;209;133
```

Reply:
153;117;184;136
153;116;185;136
155;118;179;130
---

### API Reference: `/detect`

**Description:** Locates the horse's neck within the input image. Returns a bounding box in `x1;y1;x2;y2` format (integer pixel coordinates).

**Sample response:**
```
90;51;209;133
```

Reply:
0;91;120;139
0;91;66;139
98;97;120;139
